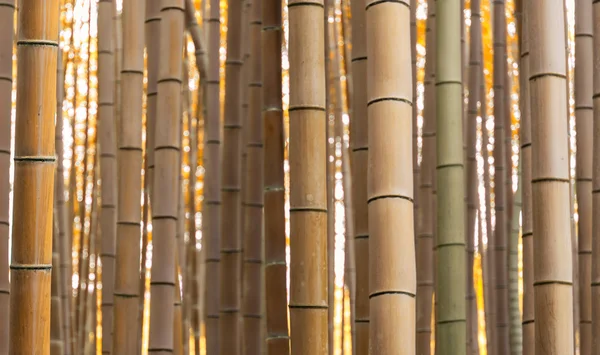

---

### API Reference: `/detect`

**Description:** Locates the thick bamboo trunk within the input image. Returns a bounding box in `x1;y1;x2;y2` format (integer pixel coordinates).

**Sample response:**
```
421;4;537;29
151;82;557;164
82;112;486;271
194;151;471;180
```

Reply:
242;0;263;352
0;1;13;352
112;0;146;353
288;0;328;351
147;1;185;354
416;3;435;353
203;0;222;349
467;1;482;353
529;0;574;353
98;1;117;353
574;0;594;352
365;0;415;353
9;1;59;353
219;0;243;351
262;0;290;351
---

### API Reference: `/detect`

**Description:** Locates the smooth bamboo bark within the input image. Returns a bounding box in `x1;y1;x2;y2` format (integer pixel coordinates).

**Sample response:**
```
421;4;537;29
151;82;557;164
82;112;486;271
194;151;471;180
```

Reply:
410;0;418;235
520;1;533;352
203;0;222;349
508;159;522;355
575;0;594;352
51;219;65;355
242;0;263;352
262;0;290;350
0;1;13;352
112;0;146;353
184;0;208;79
147;1;185;354
342;146;356;355
9;1;59;353
416;3;435;353
98;1;117;353
288;0;328;351
365;0;415;353
529;0;574;353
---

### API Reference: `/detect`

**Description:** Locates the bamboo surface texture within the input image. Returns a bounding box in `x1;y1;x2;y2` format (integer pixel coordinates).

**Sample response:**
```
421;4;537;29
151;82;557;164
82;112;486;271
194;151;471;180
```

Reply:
365;0;415;353
288;0;328;351
50;221;65;355
112;0;145;353
530;0;574;353
0;0;13;353
9;1;59;353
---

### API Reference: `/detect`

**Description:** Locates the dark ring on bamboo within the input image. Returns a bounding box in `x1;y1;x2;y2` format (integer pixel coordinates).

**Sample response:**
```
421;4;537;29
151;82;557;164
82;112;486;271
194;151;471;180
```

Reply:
250;20;262;25
575;33;593;38
206;139;221;144
0;221;8;226
289;207;327;213
367;96;412;107
418;282;434;286
355;234;369;239
0;2;15;8
355;319;370;323
225;60;243;65
436;163;463;170
98;50;113;55
416;328;431;333
520;142;531;149
14;155;56;162
224;124;242;129
10;264;52;270
352;146;368;152
522;319;534;325
17;40;59;47
114;292;138;298
161;6;185;12
521;232;532;238
249;82;262;87
205;258;220;262
101;204;116;208
417;233;433;238
288;105;326;112
435;80;462;87
148;348;174;353
119;146;143;152
157;77;183;84
220;308;241;313
117;221;141;226
367;194;413;203
287;2;324;8
435;242;465;250
533;280;573;286
437;319;466;325
265;261;286;266
531;177;570;183
221;249;242;254
529;72;567;81
581;320;592;324
0;289;9;294
365;0;409;10
222;187;241;192
577;178;592;182
145;17;161;23
121;69;144;75
242;202;264;208
101;302;113;306
205;200;221;205
351;56;367;62
0;76;12;83
206;314;219;319
575;106;593;111
154;145;180;152
0;148;10;155
100;253;116;258
150;281;176;286
369;290;416;299
288;304;328;309
147;91;158;97
153;215;177;220
520;51;530;58
247;142;263;148
98;102;114;106
206;80;219;84
422;132;436;137
579;250;592;255
264;186;285;192
243;314;262;319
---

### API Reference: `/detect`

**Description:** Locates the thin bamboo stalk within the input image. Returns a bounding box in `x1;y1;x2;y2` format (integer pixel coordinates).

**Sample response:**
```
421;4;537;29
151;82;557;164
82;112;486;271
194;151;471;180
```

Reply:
0;0;13;352
80;179;98;354
9;1;59;353
203;0;222;349
508;159;522;355
410;0;418;235
148;1;185;353
288;0;328;351
575;0;594;352
112;0;146;353
529;0;574;353
51;217;65;355
113;5;122;149
242;0;263;351
366;0;415;353
262;0;289;350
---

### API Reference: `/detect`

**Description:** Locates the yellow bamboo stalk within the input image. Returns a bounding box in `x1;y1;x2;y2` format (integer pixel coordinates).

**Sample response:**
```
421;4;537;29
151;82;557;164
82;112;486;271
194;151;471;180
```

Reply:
0;0;14;353
529;0;574;353
9;1;59;353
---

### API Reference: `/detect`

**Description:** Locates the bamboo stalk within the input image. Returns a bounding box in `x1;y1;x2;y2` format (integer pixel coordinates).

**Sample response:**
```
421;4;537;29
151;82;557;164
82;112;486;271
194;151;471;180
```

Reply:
529;0;574;353
508;159;522;355
51;217;65;355
0;0;13;353
112;0;146;353
366;0;415;352
288;0;328;350
9;1;59;353
262;0;289;350
410;0;418;237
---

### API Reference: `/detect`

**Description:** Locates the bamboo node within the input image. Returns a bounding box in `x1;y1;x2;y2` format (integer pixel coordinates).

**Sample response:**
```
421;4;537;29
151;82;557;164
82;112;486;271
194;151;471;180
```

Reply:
369;290;416;299
365;0;409;11
288;105;326;112
367;194;413;204
13;156;56;163
287;1;324;8
9;263;52;270
17;40;59;47
288;304;328;309
367;96;412;107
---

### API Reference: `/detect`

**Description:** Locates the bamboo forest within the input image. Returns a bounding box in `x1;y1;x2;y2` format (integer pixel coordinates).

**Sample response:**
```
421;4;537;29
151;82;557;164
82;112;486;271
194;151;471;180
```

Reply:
1;0;598;354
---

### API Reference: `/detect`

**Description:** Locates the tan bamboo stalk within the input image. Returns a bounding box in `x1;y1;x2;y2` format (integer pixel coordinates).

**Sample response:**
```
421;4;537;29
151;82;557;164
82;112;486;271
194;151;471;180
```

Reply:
9;1;59;353
113;5;122;149
98;0;117;353
219;0;244;351
575;0;594;352
340;0;352;107
529;0;574;353
508;160;522;355
467;0;482;353
519;2;533;352
203;0;222;349
184;0;208;80
348;0;368;351
410;0;418;230
0;0;13;352
241;0;251;270
51;218;65;355
112;0;146;353
492;0;509;352
242;0;263;351
288;0;328;351
147;1;185;353
79;182;98;353
365;0;415;353
342;141;356;355
175;118;186;355
262;0;290;351
416;2;435;353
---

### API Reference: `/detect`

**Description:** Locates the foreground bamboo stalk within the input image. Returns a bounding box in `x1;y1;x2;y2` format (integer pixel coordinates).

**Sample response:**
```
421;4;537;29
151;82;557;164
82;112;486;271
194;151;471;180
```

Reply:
262;0;290;350
112;0;146;353
366;0;415;353
530;0;574;353
591;0;600;352
9;1;59;352
288;0;328;350
0;0;13;352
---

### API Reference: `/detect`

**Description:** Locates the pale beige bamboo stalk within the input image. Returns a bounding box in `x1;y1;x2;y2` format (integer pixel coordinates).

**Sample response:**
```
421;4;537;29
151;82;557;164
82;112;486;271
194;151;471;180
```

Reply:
51;217;65;355
288;0;328;351
508;160;522;355
113;5;122;149
112;0;146;353
416;2;435;353
148;1;185;354
410;0;418;228
342;143;356;355
365;0;415;353
79;183;98;354
575;0;594;352
184;0;208;79
0;1;14;353
242;0;263;351
325;5;334;353
203;0;222;349
9;1;59;353
262;0;290;350
529;0;574;353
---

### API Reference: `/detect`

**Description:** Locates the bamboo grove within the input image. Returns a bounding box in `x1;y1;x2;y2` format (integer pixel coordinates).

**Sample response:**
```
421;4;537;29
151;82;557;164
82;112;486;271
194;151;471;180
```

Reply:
0;0;598;354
